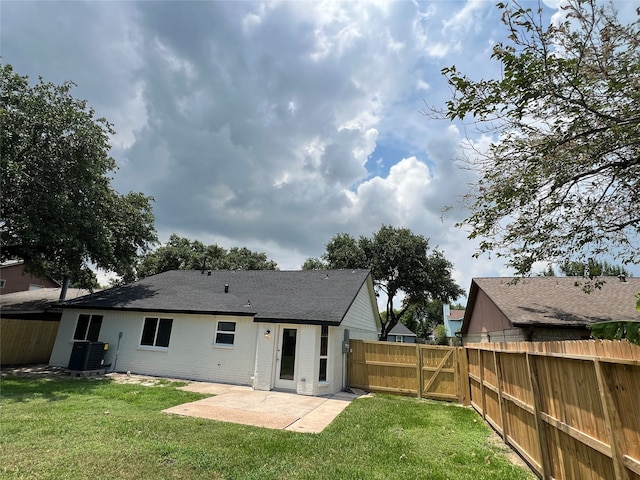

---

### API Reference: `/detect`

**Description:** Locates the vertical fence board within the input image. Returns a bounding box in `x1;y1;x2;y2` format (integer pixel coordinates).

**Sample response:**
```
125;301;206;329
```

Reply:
348;340;461;401
466;340;640;480
349;339;639;480
0;318;60;365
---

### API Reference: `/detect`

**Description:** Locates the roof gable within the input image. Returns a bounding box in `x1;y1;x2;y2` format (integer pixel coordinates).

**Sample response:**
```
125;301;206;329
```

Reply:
61;269;373;325
389;322;416;336
462;277;640;332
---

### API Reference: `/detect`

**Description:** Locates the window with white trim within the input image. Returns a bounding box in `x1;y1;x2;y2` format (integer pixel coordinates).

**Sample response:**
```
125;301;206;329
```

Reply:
0;279;5;288
73;314;103;342
140;317;173;348
214;321;236;346
318;325;328;382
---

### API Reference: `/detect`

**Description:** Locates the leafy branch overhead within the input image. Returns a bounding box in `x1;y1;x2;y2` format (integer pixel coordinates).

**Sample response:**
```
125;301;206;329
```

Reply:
433;0;640;276
0;65;157;287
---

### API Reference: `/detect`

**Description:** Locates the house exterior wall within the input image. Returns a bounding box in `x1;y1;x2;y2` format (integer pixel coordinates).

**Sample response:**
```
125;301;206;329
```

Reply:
329;326;346;394
50;309;258;386
294;324;317;395
340;279;380;340
0;264;59;294
50;275;381;397
253;322;277;391
466;289;512;334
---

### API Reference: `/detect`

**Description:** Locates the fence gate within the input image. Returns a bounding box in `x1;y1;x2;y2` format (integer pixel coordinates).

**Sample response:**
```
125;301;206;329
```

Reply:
347;340;469;404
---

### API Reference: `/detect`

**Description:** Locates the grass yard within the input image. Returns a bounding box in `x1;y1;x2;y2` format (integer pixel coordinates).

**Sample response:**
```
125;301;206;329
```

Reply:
0;376;535;480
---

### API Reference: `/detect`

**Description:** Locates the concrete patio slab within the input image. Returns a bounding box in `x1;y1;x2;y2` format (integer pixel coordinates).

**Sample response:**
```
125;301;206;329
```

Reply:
163;383;366;433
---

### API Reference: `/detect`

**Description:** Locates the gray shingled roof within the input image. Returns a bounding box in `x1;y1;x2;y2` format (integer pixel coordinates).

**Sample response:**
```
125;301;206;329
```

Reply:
1;288;90;314
60;269;373;325
465;277;640;329
389;322;416;336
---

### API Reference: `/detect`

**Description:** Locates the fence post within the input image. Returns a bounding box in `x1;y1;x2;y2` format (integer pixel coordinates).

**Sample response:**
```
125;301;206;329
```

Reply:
594;359;629;480
527;353;553;480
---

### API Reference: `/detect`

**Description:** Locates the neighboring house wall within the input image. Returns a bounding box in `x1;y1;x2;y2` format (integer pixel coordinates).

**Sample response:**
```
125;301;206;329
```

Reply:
447;320;463;337
466;289;511;335
464;327;590;344
387;334;416;343
0;263;59;294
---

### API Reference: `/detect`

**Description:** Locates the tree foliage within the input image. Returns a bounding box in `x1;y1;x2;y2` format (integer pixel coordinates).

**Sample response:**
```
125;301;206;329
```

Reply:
316;226;463;340
559;259;630;278
301;257;327;271
435;0;640;277
1;65;157;287
136;234;278;278
383;300;449;340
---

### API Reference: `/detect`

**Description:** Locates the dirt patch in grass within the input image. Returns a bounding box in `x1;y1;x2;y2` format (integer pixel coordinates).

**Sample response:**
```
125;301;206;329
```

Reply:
0;364;185;386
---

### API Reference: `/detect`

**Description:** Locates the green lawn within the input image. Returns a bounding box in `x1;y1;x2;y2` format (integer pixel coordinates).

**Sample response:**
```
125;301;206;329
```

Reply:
0;376;535;480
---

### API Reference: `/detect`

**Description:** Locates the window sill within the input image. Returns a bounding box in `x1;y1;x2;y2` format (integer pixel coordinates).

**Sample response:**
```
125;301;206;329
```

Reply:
137;345;169;352
213;343;234;349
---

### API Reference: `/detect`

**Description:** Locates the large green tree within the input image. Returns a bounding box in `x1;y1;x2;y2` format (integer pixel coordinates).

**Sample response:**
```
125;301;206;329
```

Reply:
1;65;157;287
136;234;278;278
435;0;640;278
309;226;463;340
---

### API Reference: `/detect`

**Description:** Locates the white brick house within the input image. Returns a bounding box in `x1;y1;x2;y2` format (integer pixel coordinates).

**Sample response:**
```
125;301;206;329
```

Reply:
49;269;380;396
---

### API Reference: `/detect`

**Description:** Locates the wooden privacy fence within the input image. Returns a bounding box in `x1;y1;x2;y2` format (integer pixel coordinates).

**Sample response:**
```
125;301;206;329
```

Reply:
347;340;470;404
0;318;60;366
466;340;640;480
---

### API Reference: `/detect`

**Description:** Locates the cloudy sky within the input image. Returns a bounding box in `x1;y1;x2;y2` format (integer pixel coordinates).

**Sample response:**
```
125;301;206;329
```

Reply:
4;0;639;297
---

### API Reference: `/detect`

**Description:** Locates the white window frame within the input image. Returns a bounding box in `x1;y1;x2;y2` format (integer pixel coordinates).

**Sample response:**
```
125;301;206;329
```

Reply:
0;279;5;288
73;314;103;342
318;325;329;383
139;317;173;349
214;321;236;347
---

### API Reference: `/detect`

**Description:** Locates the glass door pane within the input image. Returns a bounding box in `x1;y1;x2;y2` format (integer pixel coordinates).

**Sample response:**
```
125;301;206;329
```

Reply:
279;328;297;380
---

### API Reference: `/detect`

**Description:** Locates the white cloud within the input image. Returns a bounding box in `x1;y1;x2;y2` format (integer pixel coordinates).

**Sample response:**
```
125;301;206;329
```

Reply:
10;0;634;300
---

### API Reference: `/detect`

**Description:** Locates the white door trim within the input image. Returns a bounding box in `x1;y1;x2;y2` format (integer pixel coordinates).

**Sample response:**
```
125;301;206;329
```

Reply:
274;325;298;391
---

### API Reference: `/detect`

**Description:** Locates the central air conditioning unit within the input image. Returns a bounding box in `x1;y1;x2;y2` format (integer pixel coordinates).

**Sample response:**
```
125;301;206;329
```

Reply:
68;341;109;371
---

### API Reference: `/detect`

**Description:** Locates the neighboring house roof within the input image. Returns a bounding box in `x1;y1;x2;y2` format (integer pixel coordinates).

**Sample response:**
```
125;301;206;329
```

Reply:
1;288;90;316
388;323;416;336
462;277;640;333
60;269;374;325
448;309;465;321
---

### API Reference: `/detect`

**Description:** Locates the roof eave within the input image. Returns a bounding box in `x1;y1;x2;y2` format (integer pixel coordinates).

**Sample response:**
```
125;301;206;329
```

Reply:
60;305;257;317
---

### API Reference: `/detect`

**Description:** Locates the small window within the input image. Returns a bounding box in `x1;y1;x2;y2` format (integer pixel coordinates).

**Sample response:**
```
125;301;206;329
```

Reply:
73;314;103;342
0;279;6;288
319;325;328;382
215;321;236;346
140;317;173;348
